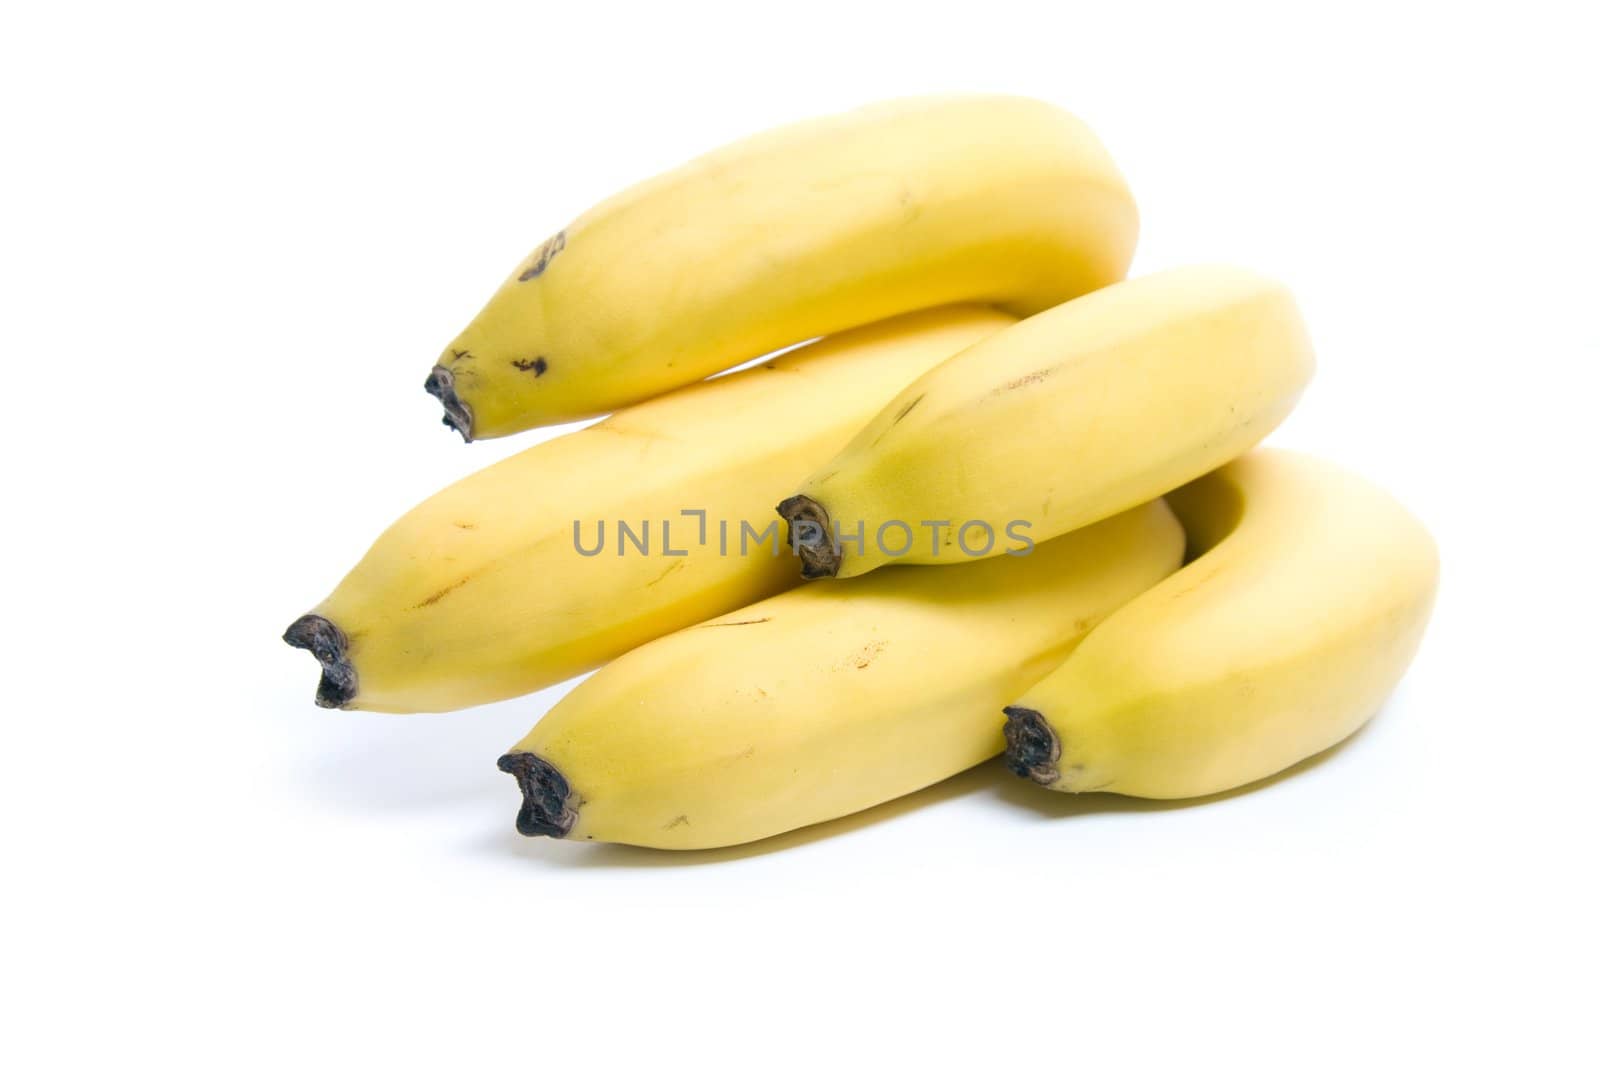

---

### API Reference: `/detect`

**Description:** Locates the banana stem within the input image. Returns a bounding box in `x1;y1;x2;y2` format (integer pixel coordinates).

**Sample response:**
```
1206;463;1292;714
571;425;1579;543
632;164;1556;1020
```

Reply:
1002;706;1062;786
775;494;839;579
497;752;579;838
282;614;359;709
424;366;474;442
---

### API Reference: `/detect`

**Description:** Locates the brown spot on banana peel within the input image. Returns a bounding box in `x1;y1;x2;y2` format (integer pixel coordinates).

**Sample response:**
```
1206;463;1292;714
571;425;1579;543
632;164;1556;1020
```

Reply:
282;614;358;709
696;616;772;628
645;559;687;587
412;575;470;609
891;393;925;424
842;640;887;670
998;367;1056;393
872;393;928;447
424;365;474;442
775;495;839;579
497;751;579;838
517;230;567;282
510;356;548;376
1002;706;1062;786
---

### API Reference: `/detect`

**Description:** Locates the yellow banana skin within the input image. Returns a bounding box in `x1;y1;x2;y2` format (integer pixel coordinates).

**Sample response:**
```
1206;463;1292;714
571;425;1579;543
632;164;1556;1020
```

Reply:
427;95;1137;439
497;500;1183;850
779;265;1317;579
1002;450;1439;799
286;307;1015;712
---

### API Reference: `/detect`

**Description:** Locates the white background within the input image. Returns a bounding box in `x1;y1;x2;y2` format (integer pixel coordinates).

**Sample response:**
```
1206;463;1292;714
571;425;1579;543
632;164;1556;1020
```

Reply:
5;1;1596;1062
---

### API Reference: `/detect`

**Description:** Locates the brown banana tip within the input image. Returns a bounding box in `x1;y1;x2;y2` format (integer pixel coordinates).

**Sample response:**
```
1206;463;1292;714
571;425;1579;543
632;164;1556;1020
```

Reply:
775;494;840;579
497;752;579;838
282;614;358;709
423;365;474;442
1002;706;1062;786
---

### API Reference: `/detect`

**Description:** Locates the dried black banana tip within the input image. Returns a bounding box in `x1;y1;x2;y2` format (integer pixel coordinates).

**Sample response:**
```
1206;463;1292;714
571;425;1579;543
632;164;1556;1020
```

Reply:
282;614;359;709
1002;706;1062;786
423;365;474;442
776;494;840;579
497;752;579;838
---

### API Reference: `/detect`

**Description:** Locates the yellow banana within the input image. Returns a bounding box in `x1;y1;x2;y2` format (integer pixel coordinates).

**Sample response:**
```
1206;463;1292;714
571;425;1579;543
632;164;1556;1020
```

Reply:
778;265;1317;579
1002;449;1439;799
427;95;1137;440
285;307;1014;712
497;500;1183;849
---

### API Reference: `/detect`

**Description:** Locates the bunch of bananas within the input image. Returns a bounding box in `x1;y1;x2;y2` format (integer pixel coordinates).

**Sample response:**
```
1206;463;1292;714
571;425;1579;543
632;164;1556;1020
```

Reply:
286;95;1437;850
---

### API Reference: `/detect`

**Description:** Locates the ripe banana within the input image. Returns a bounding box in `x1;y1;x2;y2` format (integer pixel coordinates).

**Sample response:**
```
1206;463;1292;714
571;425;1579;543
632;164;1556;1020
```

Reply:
497;500;1184;849
427;95;1138;440
285;306;1015;712
1002;449;1439;799
778;265;1317;579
